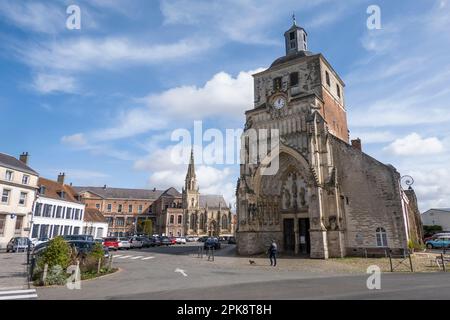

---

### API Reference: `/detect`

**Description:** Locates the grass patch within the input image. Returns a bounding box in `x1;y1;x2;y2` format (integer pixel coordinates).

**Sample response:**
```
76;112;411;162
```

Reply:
81;268;119;281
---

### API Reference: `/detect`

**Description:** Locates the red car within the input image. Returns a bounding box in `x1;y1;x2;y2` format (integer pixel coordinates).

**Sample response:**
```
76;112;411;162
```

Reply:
169;237;177;245
103;237;119;250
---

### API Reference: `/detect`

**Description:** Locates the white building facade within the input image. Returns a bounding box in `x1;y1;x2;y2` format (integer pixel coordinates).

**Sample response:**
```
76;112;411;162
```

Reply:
0;152;39;249
31;175;85;239
421;209;450;231
83;208;108;239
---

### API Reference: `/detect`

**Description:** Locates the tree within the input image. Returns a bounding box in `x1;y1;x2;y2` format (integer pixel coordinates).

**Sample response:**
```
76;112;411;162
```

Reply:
143;219;153;236
38;236;71;270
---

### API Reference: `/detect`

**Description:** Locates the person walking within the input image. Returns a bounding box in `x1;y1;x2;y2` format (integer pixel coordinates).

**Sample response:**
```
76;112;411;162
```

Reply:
268;239;278;267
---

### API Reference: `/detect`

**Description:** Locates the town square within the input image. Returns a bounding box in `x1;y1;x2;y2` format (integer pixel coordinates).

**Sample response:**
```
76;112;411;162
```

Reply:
0;0;450;308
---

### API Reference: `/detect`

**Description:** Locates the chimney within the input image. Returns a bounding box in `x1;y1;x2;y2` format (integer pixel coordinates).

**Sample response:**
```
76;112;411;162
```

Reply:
103;184;107;190
351;138;362;151
19;152;29;165
57;172;66;185
153;188;156;192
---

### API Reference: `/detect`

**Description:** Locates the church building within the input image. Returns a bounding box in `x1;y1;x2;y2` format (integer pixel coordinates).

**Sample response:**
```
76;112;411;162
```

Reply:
183;149;235;237
236;18;422;259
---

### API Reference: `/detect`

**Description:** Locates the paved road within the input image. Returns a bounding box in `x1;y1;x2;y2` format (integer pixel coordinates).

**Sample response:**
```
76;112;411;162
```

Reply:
34;243;450;300
0;251;37;300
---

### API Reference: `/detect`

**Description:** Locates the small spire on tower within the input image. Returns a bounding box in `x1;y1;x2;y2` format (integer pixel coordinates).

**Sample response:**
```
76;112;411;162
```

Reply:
292;12;296;26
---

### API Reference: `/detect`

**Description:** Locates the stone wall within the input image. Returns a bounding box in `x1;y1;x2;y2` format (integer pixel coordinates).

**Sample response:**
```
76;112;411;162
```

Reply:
330;137;408;253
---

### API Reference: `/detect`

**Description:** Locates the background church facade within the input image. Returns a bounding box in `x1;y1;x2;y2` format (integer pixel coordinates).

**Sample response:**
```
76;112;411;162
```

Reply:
183;150;235;237
236;19;422;259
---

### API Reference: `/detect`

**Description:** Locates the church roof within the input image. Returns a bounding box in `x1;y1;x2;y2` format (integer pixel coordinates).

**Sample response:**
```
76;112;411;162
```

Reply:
161;187;182;197
73;186;164;200
199;195;228;209
270;50;315;68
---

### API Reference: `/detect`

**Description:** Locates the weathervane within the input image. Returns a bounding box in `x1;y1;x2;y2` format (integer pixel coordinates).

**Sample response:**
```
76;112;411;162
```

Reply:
292;12;297;26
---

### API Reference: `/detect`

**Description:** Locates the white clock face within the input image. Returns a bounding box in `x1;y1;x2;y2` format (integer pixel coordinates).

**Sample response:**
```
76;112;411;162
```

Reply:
273;96;286;109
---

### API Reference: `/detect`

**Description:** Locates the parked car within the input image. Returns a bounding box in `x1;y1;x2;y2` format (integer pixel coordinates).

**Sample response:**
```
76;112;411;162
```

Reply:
62;234;94;242
197;236;209;242
160;236;172;246
186;236;198;242
94;238;104;245
6;237;32;253
204;237;221;250
129;236;144;249
426;236;450;249
169;237;177;245
67;240;110;259
175;236;187;244
31;237;49;246
228;236;236;244
118;237;131;250
103;237;120;250
151;236;161;246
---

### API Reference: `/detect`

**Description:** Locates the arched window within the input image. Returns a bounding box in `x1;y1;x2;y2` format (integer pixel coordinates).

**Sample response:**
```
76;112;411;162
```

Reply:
169;215;174;224
199;213;206;230
191;198;194;207
376;227;388;247
221;215;228;229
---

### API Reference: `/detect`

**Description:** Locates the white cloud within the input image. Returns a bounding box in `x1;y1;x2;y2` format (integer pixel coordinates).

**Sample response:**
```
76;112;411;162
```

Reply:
61;133;87;147
0;1;65;34
144;68;264;121
147;164;236;205
350;131;396;144
160;0;348;44
16;37;212;73
384;133;444;156
32;73;77;94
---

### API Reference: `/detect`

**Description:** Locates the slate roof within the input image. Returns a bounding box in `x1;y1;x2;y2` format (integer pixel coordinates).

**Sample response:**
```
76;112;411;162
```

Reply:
84;208;107;223
38;177;82;204
199;195;228;209
160;187;182;197
0;152;38;175
422;208;450;214
270;50;315;68
73;186;164;200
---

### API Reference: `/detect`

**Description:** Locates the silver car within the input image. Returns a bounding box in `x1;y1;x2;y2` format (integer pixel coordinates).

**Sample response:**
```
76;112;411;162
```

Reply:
118;237;131;250
6;237;32;252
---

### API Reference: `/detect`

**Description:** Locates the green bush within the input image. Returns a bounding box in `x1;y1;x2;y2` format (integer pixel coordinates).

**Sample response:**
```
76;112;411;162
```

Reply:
37;236;71;270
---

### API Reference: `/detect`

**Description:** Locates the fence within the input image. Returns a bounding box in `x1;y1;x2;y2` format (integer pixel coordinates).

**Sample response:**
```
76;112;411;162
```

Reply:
388;251;414;272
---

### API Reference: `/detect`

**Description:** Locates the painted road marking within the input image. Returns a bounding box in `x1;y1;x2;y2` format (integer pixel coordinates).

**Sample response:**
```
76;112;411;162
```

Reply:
0;289;38;300
131;256;144;260
118;255;132;259
141;257;155;260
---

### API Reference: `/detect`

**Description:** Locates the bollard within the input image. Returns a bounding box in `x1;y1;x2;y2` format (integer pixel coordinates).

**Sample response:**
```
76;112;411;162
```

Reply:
442;253;446;272
108;255;113;271
388;252;393;272
97;258;102;274
42;263;48;284
408;254;414;272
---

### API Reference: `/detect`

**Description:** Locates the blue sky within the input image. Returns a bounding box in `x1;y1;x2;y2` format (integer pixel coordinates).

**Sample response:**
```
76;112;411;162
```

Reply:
0;0;449;210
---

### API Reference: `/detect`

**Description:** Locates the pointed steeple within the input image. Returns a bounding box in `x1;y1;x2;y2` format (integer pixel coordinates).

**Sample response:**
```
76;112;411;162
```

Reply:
186;147;196;178
185;146;197;191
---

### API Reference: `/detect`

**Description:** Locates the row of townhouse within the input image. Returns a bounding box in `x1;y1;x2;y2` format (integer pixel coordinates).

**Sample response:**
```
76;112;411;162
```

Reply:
0;152;108;249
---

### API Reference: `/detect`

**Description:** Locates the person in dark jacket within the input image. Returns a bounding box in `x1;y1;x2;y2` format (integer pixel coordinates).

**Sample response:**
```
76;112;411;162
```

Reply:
268;240;277;267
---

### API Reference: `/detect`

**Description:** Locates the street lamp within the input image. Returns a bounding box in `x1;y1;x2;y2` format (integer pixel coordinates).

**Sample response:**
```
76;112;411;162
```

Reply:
400;175;414;190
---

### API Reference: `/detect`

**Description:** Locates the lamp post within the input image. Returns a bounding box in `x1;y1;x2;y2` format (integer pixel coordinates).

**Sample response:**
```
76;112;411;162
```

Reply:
400;175;414;190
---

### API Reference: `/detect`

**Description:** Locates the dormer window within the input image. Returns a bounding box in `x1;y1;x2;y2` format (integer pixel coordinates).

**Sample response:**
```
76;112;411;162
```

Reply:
58;191;65;199
39;186;46;195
